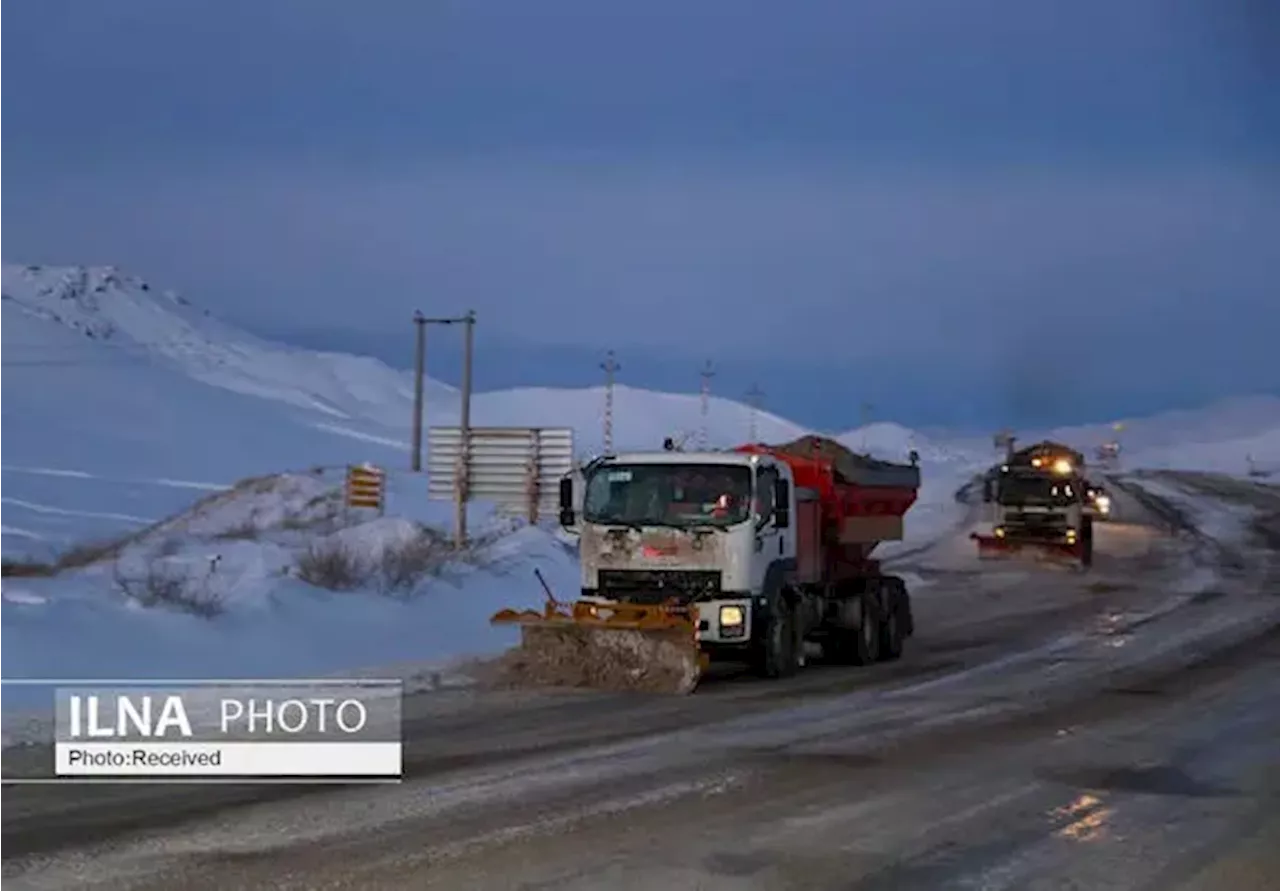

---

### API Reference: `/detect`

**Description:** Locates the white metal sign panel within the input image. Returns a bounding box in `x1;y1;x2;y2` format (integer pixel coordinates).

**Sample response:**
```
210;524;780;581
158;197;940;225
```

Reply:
426;426;575;514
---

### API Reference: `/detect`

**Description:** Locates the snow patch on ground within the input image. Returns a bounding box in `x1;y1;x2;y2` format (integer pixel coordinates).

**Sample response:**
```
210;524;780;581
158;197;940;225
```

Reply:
1;473;577;717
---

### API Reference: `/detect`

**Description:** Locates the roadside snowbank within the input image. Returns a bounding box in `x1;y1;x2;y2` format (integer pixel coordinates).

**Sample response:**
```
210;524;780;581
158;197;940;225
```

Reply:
1;473;576;716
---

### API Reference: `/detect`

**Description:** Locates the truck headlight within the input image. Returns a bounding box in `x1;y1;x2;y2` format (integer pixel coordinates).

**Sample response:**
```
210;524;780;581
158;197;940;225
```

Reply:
1095;496;1111;512
1066;528;1078;542
995;526;1006;538
719;605;744;627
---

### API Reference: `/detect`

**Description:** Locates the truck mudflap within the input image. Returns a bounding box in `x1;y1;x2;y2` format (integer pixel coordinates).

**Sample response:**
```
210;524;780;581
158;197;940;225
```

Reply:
970;532;1088;565
489;570;709;695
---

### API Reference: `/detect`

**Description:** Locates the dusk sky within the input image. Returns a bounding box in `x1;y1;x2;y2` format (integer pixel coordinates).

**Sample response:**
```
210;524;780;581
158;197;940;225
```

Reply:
5;0;1277;431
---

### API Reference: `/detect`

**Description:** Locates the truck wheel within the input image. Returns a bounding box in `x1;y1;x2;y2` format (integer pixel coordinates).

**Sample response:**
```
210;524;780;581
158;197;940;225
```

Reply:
751;597;801;679
827;591;881;666
877;578;906;662
853;593;882;665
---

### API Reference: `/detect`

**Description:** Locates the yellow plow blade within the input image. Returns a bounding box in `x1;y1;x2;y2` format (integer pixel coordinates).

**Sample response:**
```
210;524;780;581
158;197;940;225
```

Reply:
490;595;708;696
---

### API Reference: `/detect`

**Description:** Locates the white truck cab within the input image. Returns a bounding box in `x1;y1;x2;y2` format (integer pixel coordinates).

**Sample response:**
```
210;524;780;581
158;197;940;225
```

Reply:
558;448;796;650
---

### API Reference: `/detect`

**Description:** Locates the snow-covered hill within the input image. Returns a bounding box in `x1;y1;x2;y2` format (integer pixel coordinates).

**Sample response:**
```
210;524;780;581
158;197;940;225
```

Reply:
1;264;806;458
5;261;1276;552
1;468;576;714
2;264;971;451
3;265;425;551
975;396;1280;479
3;264;456;426
1;263;959;553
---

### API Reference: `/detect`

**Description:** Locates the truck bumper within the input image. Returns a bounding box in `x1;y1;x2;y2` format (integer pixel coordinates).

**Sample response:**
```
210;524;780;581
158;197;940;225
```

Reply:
971;532;1085;561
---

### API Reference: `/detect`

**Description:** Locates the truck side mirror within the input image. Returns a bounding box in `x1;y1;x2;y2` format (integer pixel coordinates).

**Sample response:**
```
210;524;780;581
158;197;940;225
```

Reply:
558;477;575;527
773;478;790;529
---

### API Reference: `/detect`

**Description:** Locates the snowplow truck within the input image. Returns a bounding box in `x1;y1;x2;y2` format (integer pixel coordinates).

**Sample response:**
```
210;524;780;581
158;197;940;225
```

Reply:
971;441;1093;568
490;435;922;695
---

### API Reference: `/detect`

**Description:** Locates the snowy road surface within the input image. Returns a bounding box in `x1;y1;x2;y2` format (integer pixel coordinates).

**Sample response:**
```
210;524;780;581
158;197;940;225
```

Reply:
3;473;1278;890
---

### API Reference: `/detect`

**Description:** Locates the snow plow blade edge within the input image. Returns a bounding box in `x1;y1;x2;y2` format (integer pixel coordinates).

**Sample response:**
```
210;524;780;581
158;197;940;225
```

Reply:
490;601;707;696
970;532;1086;565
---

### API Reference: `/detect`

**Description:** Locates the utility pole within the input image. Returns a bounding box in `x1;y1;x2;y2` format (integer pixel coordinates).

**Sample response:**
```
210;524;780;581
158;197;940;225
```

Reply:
746;383;765;443
600;350;620;454
412;311;476;550
699;360;716;450
457;310;476;550
410;311;427;472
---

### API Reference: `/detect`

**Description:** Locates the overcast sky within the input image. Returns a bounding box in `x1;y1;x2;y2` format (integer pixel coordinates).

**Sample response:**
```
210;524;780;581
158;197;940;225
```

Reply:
4;0;1278;430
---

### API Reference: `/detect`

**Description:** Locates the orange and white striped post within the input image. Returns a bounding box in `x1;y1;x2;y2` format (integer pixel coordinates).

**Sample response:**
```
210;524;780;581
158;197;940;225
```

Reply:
345;464;386;515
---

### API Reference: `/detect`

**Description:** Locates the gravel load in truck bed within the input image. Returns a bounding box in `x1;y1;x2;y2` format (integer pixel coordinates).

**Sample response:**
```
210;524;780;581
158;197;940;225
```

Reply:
773;435;922;489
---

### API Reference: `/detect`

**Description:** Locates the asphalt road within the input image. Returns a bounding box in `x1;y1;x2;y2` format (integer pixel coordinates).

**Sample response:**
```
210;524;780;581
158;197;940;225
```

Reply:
4;472;1278;890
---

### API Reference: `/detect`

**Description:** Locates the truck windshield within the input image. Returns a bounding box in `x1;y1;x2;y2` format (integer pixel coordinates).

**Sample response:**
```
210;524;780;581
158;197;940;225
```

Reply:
998;475;1079;506
582;463;753;528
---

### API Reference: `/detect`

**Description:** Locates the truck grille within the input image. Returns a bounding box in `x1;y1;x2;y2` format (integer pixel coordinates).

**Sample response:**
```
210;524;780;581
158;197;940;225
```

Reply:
596;569;722;605
1006;512;1068;531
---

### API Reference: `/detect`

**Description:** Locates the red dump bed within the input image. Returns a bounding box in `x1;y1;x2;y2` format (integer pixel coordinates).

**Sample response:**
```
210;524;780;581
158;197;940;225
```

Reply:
736;436;921;582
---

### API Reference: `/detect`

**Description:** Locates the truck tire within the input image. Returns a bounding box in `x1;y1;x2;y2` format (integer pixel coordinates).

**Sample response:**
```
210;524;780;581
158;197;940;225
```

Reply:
827;590;881;666
877;577;907;662
751;596;801;679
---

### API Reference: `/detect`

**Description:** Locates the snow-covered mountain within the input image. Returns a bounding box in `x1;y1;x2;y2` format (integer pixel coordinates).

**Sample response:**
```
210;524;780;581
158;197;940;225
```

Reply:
2;264;424;550
3;262;1277;556
1;264;813;453
3;263;454;428
1;264;968;455
0;263;959;552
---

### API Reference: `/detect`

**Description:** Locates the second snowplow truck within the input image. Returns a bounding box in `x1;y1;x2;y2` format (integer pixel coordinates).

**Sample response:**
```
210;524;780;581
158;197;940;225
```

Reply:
971;440;1094;568
491;435;922;695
